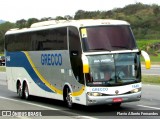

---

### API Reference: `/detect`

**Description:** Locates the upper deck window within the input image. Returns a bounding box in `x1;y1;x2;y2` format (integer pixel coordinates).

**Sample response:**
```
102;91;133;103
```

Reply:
81;25;137;52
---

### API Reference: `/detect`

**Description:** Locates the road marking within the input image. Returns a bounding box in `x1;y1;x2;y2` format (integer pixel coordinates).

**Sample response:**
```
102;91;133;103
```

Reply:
138;105;160;110
0;96;97;119
0;96;59;110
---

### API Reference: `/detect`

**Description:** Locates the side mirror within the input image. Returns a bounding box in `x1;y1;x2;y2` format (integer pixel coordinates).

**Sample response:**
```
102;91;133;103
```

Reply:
141;50;151;69
82;54;89;73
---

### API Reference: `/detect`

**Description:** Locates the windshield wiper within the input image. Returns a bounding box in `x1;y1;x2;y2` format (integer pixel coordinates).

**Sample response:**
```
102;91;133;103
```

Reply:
105;81;112;86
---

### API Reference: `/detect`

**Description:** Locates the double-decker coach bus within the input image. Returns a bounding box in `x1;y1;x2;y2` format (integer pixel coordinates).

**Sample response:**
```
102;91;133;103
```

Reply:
5;19;150;108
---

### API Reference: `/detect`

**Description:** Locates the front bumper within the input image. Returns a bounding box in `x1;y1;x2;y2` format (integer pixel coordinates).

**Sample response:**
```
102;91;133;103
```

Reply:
86;92;141;106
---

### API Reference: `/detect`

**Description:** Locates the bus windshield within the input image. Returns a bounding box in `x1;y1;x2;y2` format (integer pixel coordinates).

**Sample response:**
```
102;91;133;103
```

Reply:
81;26;137;52
85;53;141;86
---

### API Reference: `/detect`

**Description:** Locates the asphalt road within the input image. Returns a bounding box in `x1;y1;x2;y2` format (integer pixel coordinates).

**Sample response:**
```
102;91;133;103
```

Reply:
0;73;160;119
141;65;160;75
0;84;160;119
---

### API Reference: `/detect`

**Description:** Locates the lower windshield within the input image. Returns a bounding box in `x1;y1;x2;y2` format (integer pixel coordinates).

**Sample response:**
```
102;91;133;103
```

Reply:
85;53;141;86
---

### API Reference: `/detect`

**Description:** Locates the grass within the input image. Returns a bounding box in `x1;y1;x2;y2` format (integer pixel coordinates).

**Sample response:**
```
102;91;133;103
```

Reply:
0;52;4;56
141;54;160;65
137;39;160;64
137;39;160;50
0;66;6;72
142;75;160;85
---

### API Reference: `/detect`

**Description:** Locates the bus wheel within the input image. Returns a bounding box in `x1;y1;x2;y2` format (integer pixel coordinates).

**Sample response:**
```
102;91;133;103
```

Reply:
24;83;30;100
112;103;121;108
66;88;73;108
17;83;23;98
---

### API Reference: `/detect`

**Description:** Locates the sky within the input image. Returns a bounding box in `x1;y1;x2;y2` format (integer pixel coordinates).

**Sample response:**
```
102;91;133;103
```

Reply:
1;0;160;23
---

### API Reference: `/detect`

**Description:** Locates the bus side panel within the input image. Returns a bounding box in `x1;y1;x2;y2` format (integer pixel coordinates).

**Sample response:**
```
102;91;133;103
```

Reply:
6;67;16;92
28;50;86;104
6;50;86;104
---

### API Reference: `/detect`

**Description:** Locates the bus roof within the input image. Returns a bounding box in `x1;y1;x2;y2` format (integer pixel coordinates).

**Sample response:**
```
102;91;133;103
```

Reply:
5;19;130;35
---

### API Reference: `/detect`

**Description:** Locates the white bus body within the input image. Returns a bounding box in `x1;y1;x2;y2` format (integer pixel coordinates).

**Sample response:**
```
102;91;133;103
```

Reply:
5;19;150;107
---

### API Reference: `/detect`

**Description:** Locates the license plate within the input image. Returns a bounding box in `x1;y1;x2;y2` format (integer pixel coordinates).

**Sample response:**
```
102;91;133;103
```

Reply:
113;98;122;103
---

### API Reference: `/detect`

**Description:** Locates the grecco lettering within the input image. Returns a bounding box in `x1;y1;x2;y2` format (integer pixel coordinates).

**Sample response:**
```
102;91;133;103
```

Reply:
92;88;108;92
41;53;62;66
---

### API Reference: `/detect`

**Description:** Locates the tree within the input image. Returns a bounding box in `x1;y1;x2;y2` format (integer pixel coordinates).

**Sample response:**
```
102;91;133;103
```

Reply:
64;15;73;20
40;17;53;21
26;18;39;27
0;22;15;52
74;10;86;19
16;19;26;28
55;16;65;20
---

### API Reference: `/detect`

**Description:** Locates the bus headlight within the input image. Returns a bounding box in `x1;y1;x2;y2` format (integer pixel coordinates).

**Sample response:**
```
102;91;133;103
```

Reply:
87;92;102;96
130;88;141;93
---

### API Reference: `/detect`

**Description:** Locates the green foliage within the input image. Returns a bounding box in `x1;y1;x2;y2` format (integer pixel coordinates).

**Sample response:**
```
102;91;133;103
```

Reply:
0;67;5;72
16;19;27;28
137;40;160;50
142;75;160;85
141;54;160;63
1;3;160;52
137;39;160;63
16;18;39;28
74;3;160;40
150;54;160;62
0;22;15;51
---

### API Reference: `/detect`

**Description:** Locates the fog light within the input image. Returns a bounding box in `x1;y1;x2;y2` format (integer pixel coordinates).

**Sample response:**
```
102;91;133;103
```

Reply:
88;100;96;103
87;92;102;96
131;88;141;93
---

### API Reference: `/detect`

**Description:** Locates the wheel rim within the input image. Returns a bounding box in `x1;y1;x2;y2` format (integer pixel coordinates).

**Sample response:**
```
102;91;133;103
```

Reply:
18;85;22;97
24;84;29;99
66;89;72;107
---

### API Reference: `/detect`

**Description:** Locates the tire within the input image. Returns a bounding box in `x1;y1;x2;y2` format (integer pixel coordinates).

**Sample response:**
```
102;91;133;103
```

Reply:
112;103;121;108
17;83;23;98
24;83;30;100
65;88;73;108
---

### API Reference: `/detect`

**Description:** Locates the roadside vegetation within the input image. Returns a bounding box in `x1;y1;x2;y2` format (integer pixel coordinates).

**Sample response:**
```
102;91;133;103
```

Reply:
142;75;160;85
0;3;160;85
137;40;160;64
0;67;5;72
1;3;160;52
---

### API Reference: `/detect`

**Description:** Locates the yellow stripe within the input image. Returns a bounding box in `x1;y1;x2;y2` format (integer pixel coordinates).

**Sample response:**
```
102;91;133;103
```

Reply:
23;51;85;96
72;85;85;96
24;51;63;95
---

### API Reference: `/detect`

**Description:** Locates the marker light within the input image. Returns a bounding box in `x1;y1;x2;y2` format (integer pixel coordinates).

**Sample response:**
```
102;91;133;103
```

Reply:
82;54;89;73
141;50;151;69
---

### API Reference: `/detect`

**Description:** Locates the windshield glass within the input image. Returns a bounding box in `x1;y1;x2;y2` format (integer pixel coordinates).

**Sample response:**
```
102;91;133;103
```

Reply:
85;53;141;86
81;26;137;52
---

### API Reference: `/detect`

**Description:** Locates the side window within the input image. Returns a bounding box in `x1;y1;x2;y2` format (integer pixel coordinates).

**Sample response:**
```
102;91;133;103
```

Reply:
34;28;67;51
17;33;31;51
5;35;15;51
49;28;67;50
6;27;68;51
69;27;81;53
69;26;84;84
5;33;31;51
32;30;49;50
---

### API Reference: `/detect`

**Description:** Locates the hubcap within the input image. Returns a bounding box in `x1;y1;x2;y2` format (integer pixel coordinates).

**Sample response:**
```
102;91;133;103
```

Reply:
66;93;72;107
18;86;22;97
25;86;29;99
